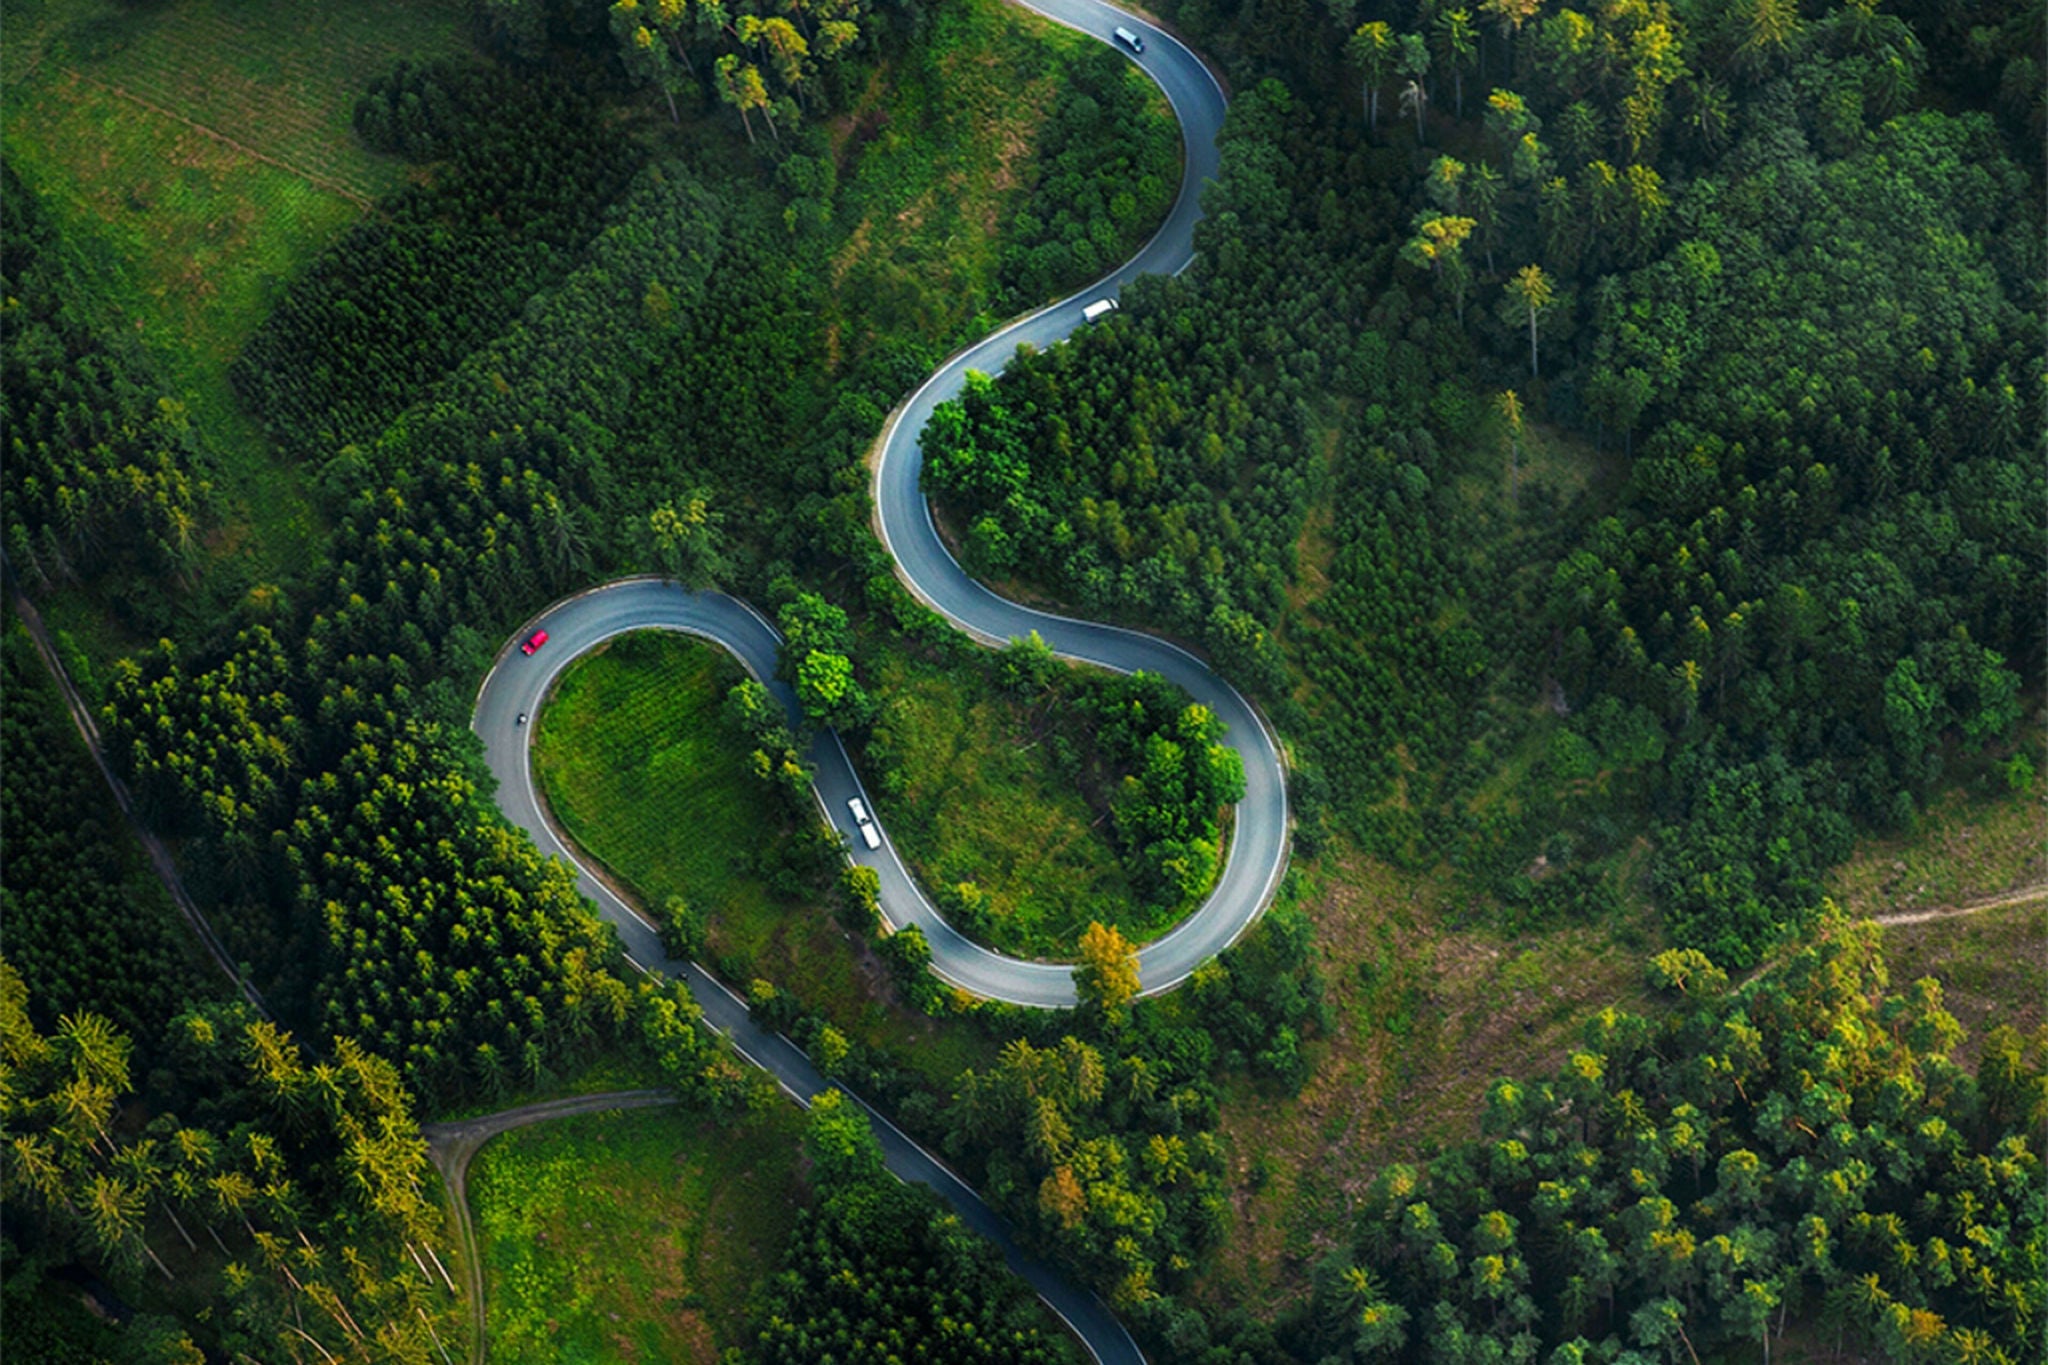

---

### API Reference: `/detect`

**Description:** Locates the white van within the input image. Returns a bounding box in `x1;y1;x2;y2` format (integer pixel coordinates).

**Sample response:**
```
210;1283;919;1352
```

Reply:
1114;25;1145;53
847;797;882;850
1081;298;1119;323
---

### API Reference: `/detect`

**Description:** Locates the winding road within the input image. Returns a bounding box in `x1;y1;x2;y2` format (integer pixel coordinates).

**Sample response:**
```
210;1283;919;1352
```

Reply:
476;0;1275;1009
470;4;1259;1360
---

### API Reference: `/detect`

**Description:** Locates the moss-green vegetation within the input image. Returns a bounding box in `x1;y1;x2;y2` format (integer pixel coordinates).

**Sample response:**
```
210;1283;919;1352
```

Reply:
4;0;466;200
2;0;473;620
1825;720;2047;921
1884;900;2048;1044
471;1103;807;1363
867;650;1143;958
531;631;791;956
863;641;1239;959
821;0;1176;360
530;632;991;1084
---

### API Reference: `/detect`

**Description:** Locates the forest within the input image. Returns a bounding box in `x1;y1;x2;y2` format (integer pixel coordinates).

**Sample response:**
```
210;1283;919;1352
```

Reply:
928;0;2043;968
2;165;213;605
741;1089;1073;1362
1;961;466;1364
1294;924;2046;1365
2;0;2040;1358
0;622;221;1048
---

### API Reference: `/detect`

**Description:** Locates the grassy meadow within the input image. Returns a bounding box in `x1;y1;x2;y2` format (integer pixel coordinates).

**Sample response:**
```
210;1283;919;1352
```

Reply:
1823;727;2047;922
529;631;995;1084
870;648;1196;959
3;0;474;641
821;0;1174;362
469;1103;807;1363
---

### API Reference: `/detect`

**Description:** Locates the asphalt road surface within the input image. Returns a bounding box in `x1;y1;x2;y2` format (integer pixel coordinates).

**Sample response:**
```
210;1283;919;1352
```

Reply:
471;5;1261;1359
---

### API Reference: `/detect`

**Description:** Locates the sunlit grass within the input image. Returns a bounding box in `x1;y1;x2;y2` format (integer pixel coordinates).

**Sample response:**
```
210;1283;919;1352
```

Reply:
531;631;995;1086
470;1103;807;1363
1;0;472;622
872;649;1202;959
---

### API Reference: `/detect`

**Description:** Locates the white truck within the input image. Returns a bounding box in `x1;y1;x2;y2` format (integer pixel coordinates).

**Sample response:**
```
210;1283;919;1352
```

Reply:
847;796;882;850
1081;298;1119;324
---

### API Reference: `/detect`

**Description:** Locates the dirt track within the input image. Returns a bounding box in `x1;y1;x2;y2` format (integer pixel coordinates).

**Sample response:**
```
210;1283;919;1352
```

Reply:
420;1091;679;1365
1869;881;2048;927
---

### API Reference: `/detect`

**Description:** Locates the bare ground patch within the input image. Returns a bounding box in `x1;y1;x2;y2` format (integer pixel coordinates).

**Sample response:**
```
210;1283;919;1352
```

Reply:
1199;847;1657;1309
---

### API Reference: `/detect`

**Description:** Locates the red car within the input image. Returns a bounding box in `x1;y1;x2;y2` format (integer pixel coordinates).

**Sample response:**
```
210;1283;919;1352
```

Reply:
520;630;549;656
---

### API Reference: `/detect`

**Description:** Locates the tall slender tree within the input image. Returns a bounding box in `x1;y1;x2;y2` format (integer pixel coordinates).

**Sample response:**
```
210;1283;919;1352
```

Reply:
1506;264;1554;376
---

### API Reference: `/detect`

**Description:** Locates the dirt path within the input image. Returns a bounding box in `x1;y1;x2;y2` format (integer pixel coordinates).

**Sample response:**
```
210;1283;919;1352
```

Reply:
1869;880;2048;928
4;562;267;1016
419;1090;679;1365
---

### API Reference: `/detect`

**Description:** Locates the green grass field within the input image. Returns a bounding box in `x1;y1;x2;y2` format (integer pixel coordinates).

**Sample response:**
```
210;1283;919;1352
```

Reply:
1824;726;2046;921
469;1104;807;1363
530;631;993;1084
530;630;789;956
822;0;1175;364
872;649;1194;959
2;0;473;622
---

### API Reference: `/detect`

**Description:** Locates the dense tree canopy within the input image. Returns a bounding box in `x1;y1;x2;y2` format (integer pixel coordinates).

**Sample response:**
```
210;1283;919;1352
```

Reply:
998;45;1179;310
741;1089;1070;1363
2;169;212;599
0;626;221;1059
0;963;461;1364
1297;925;2046;1365
928;0;2043;966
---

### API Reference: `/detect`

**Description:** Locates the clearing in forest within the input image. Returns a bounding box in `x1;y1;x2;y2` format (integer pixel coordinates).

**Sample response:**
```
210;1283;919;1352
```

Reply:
468;1104;807;1363
2;0;472;593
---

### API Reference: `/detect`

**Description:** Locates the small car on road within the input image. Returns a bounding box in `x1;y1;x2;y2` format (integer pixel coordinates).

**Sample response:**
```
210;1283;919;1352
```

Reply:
520;630;549;655
1114;25;1145;53
848;797;882;850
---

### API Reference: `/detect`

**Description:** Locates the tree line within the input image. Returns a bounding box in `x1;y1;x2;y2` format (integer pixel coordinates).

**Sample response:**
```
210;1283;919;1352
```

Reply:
471;0;904;144
1;961;465;1364
2;168;212;601
925;0;2043;967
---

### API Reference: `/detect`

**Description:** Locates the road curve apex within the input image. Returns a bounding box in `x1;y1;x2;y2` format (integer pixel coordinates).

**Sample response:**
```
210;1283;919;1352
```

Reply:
470;5;1262;1361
